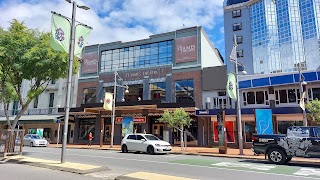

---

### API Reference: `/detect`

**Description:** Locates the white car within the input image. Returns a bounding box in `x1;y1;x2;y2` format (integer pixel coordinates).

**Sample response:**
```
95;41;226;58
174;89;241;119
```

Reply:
23;134;48;147
121;134;172;154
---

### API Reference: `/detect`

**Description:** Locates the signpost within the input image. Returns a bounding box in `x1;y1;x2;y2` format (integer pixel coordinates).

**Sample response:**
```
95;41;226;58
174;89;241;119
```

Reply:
57;119;61;147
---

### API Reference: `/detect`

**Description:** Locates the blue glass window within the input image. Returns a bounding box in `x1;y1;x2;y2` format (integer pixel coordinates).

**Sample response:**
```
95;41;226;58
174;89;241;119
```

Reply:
100;40;173;72
175;79;194;103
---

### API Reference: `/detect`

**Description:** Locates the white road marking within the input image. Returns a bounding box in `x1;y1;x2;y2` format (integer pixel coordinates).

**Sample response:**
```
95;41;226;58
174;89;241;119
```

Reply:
211;162;276;171
24;149;318;180
294;168;320;176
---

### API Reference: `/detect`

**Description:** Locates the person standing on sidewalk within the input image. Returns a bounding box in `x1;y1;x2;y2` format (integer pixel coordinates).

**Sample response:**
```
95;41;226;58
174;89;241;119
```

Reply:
88;132;93;146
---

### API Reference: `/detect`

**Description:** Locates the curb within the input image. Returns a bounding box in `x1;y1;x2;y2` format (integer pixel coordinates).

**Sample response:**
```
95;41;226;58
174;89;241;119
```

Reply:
114;176;142;180
4;158;109;174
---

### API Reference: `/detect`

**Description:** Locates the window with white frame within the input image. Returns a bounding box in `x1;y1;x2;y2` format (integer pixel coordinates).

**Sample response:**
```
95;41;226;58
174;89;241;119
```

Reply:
242;90;269;106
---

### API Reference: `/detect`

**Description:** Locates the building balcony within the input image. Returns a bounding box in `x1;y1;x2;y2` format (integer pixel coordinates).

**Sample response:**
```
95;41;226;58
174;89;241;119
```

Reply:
0;108;59;117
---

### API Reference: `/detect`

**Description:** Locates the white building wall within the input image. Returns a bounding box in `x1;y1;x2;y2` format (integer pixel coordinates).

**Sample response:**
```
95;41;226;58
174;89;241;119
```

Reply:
200;30;224;68
0;74;79;112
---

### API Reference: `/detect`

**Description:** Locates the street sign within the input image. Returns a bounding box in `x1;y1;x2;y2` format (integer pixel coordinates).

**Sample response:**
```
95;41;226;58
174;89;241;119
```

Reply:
57;119;61;124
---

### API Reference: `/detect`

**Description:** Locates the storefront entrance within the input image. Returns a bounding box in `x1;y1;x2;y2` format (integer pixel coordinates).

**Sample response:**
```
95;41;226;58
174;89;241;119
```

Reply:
104;125;112;143
152;124;164;140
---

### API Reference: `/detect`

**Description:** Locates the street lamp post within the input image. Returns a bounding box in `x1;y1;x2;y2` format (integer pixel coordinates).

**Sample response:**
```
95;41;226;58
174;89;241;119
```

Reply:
110;71;129;148
61;0;90;164
230;35;245;155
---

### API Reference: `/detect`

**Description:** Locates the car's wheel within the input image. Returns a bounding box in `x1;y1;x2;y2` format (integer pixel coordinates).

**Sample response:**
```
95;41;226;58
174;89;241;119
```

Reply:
147;145;155;155
268;148;286;164
30;142;33;147
121;144;128;153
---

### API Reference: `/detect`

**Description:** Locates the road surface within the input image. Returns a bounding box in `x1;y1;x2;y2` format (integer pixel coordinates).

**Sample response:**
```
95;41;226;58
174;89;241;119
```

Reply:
4;147;320;180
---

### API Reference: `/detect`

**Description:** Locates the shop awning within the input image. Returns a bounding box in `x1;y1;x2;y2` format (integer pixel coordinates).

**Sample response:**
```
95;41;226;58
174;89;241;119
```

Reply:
0;115;63;123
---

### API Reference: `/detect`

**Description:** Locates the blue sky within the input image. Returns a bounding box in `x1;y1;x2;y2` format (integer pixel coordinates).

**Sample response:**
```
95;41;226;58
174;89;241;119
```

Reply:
0;0;225;59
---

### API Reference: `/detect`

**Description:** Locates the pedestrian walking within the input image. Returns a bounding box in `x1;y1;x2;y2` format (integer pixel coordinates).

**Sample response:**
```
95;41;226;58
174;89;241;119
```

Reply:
88;132;93;146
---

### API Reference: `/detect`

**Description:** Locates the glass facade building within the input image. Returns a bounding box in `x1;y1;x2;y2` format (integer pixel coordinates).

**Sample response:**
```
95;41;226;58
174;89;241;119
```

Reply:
224;0;320;74
100;40;172;72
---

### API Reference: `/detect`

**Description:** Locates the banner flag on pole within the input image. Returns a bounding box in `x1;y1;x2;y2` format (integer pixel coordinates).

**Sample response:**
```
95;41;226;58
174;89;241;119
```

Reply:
50;13;71;53
103;92;113;111
74;24;92;58
227;73;237;99
300;91;306;111
230;35;238;63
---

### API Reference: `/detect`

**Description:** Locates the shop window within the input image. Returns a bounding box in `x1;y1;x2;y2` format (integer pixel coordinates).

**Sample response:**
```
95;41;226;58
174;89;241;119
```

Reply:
278;121;303;134
78;119;96;140
279;90;287;103
232;9;241;18
245;122;255;142
233;23;242;31
312;88;320;100
28;128;37;134
256;91;264;104
247;92;255;104
71;130;74;138
175;79;194;103
83;88;97;104
288;89;296;103
55;130;58;137
134;124;142;133
43;128;51;139
150;82;166;101
124;84;143;101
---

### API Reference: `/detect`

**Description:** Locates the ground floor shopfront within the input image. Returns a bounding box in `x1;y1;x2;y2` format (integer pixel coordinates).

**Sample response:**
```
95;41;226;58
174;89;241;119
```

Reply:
67;101;211;146
196;107;315;148
0;115;75;144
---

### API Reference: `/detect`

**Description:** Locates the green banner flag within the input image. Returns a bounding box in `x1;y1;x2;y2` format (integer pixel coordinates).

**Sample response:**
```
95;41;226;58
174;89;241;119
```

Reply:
227;73;237;99
74;24;92;58
50;13;71;53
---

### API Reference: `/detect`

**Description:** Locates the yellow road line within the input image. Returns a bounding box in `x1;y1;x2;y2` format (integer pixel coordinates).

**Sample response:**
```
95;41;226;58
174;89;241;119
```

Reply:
7;156;100;170
123;172;196;180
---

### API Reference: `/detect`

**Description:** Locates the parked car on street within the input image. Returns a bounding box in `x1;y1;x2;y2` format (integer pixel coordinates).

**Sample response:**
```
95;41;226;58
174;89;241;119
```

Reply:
121;134;172;154
252;126;320;164
23;134;48;147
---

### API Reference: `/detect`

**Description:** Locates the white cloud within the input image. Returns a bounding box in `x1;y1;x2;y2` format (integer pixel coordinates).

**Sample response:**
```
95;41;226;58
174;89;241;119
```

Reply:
0;0;224;46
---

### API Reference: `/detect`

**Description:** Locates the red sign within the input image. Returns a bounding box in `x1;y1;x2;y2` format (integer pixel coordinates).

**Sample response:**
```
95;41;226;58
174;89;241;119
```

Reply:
175;36;198;63
214;121;235;143
116;117;146;124
82;52;98;74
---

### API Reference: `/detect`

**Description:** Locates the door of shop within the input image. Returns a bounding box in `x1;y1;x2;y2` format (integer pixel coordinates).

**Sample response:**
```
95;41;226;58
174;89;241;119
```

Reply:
152;124;164;140
104;125;112;143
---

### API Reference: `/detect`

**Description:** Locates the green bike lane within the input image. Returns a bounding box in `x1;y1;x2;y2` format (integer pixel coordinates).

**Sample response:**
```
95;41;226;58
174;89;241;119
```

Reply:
170;158;320;179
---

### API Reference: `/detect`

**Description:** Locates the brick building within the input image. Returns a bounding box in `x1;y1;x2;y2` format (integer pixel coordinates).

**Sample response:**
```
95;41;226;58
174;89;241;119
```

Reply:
67;26;223;146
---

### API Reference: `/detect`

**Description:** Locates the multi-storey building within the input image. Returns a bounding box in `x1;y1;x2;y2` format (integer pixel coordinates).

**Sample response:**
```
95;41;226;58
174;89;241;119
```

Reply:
224;0;320;75
0;76;79;143
65;26;224;146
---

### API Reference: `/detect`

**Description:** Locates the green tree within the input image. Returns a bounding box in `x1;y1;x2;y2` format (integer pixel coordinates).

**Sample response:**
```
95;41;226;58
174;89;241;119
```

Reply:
305;99;320;124
0;19;79;129
158;108;193;150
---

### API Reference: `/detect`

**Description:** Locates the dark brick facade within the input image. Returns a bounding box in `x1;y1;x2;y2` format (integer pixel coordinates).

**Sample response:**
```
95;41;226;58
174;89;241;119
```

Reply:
173;70;202;108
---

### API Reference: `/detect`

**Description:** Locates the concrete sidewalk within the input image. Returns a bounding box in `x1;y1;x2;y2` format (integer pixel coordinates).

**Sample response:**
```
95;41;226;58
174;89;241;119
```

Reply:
1;155;107;174
49;144;320;164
